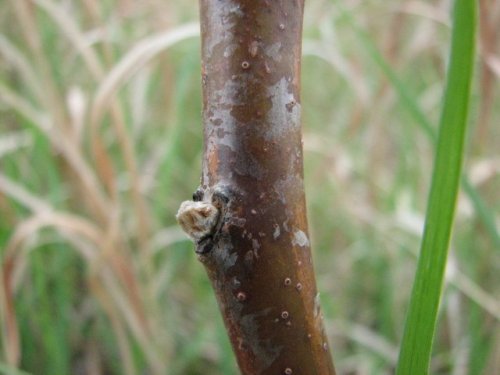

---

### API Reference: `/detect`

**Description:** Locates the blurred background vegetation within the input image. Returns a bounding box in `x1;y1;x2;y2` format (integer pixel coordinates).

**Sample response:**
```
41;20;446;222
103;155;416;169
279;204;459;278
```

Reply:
0;0;498;374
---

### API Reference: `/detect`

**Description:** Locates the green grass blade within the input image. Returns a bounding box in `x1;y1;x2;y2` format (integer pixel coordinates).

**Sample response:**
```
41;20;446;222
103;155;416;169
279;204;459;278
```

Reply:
396;1;477;374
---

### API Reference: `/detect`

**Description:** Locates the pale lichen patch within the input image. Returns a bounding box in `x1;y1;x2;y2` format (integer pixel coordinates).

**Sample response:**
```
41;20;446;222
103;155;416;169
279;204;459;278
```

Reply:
292;229;309;248
203;1;242;59
273;224;281;239
264;78;301;142
264;42;282;62
239;309;281;371
224;43;238;58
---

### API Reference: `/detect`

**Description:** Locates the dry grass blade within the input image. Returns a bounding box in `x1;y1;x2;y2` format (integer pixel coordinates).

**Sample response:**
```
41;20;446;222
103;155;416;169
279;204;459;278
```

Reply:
397;1;449;25
11;1;68;131
0;173;52;213
0;34;44;102
0;84;110;222
332;320;399;364
56;142;112;222
303;34;371;106
0;131;32;160
469;158;500;186
0;259;20;366
0;212;100;366
27;0;128;213
3;212;103;291
30;0;104;79
90;22;199;126
0;82;52;133
0;210;166;372
88;276;138;375
147;226;187;296
485;54;500;78
7;1;112;221
4;213;102;260
447;262;500;321
88;22;199;255
148;226;188;255
68;236;152;375
97;270;165;373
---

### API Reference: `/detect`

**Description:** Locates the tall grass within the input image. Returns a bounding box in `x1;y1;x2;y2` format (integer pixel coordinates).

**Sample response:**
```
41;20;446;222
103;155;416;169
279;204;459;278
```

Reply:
1;0;499;374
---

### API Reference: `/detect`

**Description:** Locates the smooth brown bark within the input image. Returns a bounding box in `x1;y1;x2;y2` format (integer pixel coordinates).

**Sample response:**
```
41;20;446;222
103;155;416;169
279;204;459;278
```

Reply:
196;1;336;373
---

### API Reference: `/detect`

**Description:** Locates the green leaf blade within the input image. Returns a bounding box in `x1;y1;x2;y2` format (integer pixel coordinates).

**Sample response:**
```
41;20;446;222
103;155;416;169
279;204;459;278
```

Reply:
396;1;477;374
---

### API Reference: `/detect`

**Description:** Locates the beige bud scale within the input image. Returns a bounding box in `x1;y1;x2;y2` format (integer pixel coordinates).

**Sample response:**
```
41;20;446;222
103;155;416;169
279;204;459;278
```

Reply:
176;200;220;242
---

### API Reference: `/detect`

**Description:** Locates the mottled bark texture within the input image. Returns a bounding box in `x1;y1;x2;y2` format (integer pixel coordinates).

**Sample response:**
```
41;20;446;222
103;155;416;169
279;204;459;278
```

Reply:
196;1;336;373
